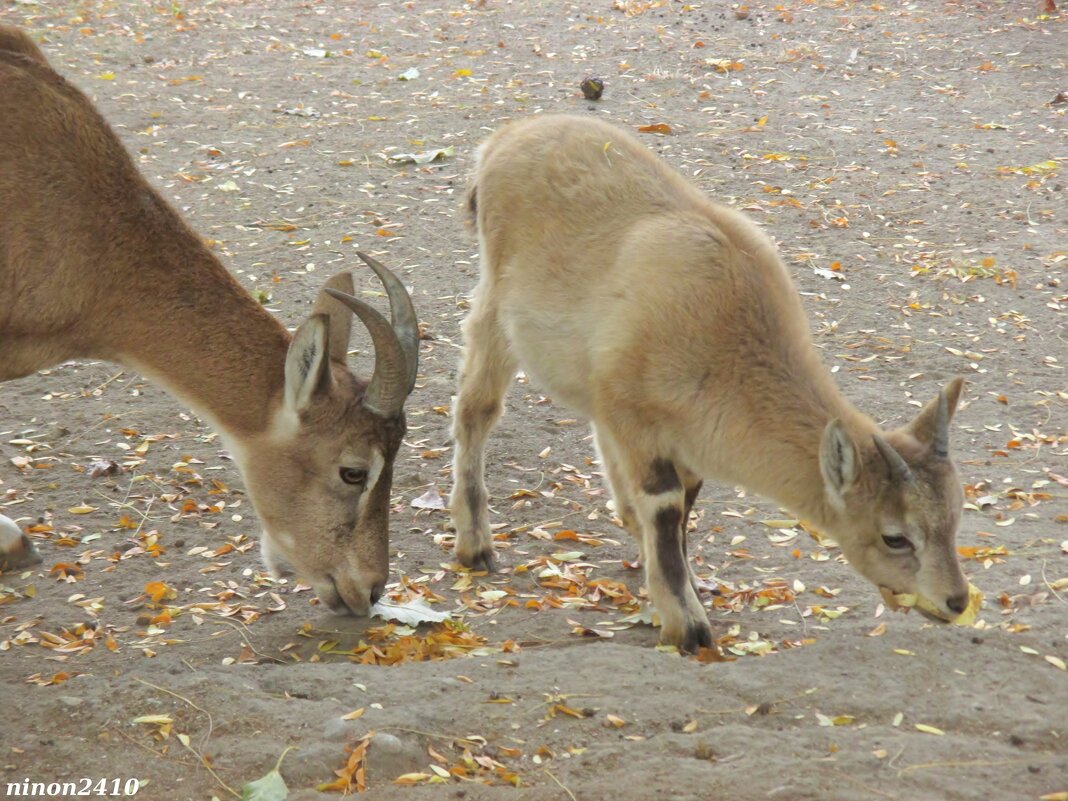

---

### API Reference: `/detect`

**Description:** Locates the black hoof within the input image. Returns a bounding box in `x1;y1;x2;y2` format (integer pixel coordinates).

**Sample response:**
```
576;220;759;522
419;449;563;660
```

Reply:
680;622;714;654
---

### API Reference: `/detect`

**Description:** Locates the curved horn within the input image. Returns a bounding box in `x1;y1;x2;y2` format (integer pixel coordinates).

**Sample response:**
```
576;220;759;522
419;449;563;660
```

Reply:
325;288;409;417
873;434;913;485
356;251;419;394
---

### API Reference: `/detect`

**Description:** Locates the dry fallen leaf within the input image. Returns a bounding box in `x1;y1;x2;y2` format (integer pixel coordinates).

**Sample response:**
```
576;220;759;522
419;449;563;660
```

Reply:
914;723;945;736
637;123;672;135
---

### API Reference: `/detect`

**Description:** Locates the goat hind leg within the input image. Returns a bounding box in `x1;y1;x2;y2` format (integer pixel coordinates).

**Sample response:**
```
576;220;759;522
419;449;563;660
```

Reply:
449;304;516;571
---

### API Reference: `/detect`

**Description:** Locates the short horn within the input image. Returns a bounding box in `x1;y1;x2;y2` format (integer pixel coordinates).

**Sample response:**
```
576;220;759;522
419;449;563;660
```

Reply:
356;251;419;395
873;434;913;485
324;288;409;417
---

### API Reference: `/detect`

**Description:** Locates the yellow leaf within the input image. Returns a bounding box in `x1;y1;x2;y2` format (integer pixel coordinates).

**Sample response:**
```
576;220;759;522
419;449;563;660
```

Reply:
133;714;173;725
341;708;366;720
1044;655;1067;671
393;773;432;785
914;723;945;736
1039;794;1068;801
68;505;97;515
97;72;116;80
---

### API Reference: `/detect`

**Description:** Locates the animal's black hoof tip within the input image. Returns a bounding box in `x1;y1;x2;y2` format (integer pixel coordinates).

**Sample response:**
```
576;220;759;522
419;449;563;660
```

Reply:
459;547;497;573
680;622;714;654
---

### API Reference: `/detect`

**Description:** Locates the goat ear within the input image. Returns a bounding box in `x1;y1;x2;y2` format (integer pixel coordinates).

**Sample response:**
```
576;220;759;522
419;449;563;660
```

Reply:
284;314;332;413
906;377;964;458
311;272;355;363
820;419;859;507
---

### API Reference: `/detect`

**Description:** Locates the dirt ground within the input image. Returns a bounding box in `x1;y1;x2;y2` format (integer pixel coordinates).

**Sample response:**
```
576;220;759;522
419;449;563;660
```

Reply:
1;1;1065;800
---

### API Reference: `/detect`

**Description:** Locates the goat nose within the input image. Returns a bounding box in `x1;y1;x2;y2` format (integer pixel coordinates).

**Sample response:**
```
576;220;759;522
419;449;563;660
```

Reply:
369;580;386;607
946;593;968;615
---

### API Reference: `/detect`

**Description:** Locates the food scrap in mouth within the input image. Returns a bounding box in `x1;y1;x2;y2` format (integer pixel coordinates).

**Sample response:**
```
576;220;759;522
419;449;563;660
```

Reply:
879;583;984;626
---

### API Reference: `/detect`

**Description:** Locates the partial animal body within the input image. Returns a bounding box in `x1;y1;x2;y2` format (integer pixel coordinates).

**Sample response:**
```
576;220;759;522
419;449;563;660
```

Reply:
450;114;969;651
0;26;419;613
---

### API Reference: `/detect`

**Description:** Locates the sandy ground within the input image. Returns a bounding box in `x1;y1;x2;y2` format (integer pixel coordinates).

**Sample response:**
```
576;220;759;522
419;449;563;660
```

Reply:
1;2;1065;800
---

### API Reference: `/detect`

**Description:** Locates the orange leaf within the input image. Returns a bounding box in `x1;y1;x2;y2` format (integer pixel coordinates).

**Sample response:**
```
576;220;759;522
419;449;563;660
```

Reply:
637;123;672;135
144;581;176;603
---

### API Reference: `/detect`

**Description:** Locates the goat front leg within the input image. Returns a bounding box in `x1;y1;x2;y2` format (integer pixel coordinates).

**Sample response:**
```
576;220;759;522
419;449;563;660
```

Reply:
449;303;516;571
632;457;713;652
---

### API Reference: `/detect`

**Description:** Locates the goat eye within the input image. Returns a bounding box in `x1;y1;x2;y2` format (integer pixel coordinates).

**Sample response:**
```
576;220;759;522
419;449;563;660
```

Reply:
339;467;368;486
882;534;912;551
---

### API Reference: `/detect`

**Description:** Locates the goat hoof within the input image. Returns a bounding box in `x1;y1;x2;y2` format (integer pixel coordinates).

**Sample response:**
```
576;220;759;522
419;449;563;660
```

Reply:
679;621;714;654
458;546;496;573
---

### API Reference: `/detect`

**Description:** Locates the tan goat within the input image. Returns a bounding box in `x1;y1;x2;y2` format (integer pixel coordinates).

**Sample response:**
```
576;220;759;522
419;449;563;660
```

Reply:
450;114;969;651
0;26;419;615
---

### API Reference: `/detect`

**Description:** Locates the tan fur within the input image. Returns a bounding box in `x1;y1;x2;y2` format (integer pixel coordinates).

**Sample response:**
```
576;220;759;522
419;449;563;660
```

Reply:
0;26;417;613
450;114;969;650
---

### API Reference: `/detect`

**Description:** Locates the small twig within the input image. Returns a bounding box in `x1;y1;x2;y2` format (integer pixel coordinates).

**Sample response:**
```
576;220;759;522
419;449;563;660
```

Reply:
132;677;216;753
696;687;820;717
886;744;907;770
380;725;482;748
543;767;578;801
897;756;1049;778
792;599;810;636
206;616;284;664
1041;559;1066;605
131;677;240;798
63;408;123;445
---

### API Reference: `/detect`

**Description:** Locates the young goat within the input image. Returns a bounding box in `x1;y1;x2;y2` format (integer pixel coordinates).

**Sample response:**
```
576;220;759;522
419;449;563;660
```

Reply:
0;26;418;614
450;114;969;651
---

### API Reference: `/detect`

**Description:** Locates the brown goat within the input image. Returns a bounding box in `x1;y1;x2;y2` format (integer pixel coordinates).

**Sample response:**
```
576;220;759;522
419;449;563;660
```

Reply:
0;26;419;614
450;114;969;651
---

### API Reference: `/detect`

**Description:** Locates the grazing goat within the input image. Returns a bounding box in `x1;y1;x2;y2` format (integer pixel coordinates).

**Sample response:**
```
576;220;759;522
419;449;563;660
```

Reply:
449;114;969;651
0;26;419;614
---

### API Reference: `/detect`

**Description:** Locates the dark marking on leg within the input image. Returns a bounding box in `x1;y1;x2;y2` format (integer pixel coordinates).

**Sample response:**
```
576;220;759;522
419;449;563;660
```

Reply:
643;457;681;495
464;480;483;526
653;506;689;601
461;477;496;572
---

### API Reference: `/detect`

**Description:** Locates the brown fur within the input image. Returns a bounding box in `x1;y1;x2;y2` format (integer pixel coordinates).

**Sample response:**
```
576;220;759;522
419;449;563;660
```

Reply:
0;25;417;614
450;114;969;650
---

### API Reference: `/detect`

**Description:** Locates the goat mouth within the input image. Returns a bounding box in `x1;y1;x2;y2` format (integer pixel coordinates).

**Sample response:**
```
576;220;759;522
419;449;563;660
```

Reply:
319;574;373;617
